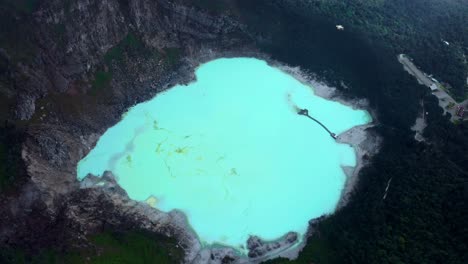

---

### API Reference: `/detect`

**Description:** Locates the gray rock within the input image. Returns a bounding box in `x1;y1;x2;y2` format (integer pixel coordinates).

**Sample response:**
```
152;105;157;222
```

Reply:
1;1;253;263
247;232;298;260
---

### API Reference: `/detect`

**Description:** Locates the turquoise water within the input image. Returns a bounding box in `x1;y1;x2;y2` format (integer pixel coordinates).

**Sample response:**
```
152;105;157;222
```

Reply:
77;58;371;252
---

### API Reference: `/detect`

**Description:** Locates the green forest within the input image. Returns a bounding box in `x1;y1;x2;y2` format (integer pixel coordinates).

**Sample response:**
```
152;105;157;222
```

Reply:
234;1;468;263
0;0;467;263
279;0;468;100
0;231;183;264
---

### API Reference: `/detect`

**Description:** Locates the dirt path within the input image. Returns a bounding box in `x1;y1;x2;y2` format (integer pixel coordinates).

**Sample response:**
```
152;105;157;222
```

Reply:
398;54;467;121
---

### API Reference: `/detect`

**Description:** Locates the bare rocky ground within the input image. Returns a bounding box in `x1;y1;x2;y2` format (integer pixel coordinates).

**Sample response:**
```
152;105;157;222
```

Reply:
0;1;380;263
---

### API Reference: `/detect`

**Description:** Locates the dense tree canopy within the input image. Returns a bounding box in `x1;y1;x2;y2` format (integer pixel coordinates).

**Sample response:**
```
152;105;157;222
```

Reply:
233;1;468;263
0;1;467;263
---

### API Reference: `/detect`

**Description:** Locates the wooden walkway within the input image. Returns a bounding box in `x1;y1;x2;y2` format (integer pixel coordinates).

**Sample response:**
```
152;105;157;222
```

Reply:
298;109;337;139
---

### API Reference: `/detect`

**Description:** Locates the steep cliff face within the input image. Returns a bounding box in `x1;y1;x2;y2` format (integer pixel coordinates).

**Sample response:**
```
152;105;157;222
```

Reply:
0;0;254;262
4;0;245;120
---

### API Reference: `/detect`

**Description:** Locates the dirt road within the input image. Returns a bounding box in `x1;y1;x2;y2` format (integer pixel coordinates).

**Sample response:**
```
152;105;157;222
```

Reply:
398;54;467;121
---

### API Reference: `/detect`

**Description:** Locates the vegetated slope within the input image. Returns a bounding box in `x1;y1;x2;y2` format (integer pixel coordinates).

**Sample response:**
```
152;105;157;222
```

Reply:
276;0;468;100
0;231;183;264
0;0;248;262
0;0;467;263
233;1;468;263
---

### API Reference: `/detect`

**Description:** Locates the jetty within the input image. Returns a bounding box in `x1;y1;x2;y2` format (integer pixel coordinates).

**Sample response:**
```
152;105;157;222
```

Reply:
298;109;337;139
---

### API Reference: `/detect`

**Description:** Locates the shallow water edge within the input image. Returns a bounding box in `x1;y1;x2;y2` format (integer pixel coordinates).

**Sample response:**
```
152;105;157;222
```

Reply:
78;51;381;263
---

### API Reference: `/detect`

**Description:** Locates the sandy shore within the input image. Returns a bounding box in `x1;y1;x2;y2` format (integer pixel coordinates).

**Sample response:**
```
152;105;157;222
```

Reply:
79;50;382;264
268;60;382;253
188;51;382;211
273;62;381;209
335;124;381;208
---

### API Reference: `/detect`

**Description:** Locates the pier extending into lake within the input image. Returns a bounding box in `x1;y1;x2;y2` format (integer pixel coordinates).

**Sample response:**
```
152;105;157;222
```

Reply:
77;58;370;253
298;109;337;139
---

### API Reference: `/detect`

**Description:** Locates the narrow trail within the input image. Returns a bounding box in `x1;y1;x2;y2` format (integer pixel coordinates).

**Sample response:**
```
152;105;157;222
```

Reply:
298;109;337;139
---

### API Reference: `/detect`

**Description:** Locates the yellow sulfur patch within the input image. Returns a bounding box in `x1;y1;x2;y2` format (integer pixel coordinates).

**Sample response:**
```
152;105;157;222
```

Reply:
145;196;159;208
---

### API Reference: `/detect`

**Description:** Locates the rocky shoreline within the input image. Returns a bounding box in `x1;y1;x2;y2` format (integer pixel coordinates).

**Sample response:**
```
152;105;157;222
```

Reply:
274;63;382;209
4;53;382;264
0;1;381;263
75;54;382;263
